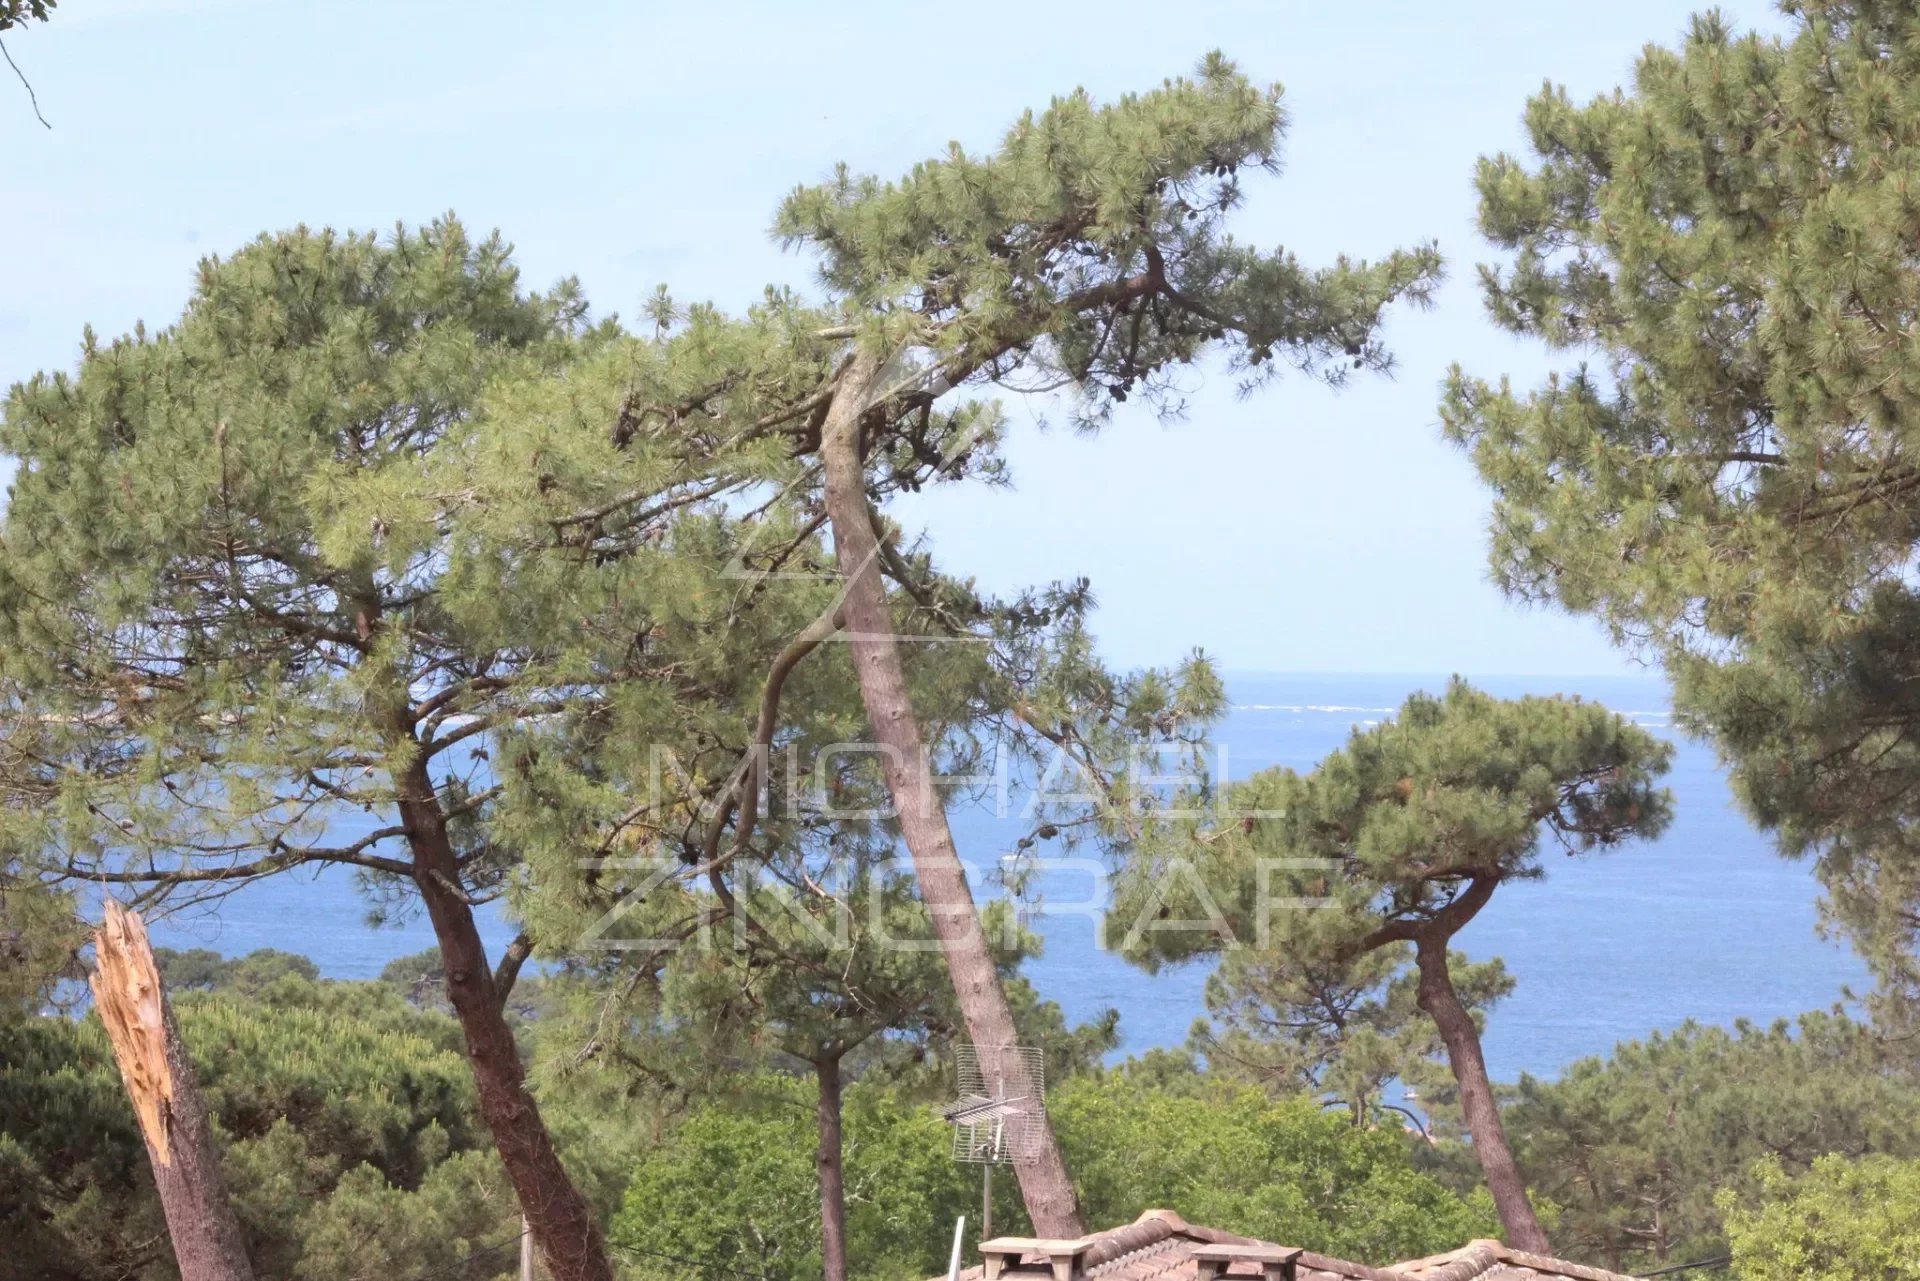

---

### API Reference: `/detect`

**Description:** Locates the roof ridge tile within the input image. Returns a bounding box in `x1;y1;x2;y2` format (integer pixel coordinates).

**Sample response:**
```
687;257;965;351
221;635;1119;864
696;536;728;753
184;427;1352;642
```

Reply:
1493;1246;1643;1281
929;1217;1644;1281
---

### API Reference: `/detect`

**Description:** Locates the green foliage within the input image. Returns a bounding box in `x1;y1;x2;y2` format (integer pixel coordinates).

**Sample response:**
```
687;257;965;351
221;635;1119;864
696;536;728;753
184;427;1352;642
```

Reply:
1195;945;1513;1124
270;1149;522;1281
612;1079;969;1281
777;52;1441;428
1723;1154;1920;1281
0;1;53;31
377;946;454;1010
0;961;516;1281
0;876;77;1013
464;58;1429;1192
658;873;984;1072
158;946;321;994
643;866;1118;1077
1106;680;1668;1243
1054;1076;1499;1264
0;216;598;906
1003;974;1123;1085
1505;1013;1920;1272
1111;679;1672;966
612;1075;1494;1280
0;1003;158;1280
1442;2;1920;990
0;705;81;1013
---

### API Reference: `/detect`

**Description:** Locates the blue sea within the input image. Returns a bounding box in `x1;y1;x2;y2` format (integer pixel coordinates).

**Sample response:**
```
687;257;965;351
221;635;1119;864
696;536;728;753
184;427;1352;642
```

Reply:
146;672;1867;1082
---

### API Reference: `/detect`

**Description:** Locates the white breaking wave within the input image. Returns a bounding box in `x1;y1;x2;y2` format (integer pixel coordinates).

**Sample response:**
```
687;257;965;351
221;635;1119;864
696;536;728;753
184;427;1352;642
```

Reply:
1233;703;1674;722
1231;703;1398;714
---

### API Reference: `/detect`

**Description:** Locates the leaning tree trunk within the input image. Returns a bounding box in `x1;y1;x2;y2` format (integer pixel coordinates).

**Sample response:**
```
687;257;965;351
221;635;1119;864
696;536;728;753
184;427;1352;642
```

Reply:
1414;933;1550;1253
91;901;256;1281
818;349;1087;1238
398;763;615;1281
815;1054;850;1281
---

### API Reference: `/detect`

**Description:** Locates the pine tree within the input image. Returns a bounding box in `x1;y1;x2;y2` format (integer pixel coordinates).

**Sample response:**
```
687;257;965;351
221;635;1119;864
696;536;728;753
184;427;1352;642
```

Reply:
1111;680;1672;1250
756;52;1441;1234
1442;2;1920;1003
0;220;623;1281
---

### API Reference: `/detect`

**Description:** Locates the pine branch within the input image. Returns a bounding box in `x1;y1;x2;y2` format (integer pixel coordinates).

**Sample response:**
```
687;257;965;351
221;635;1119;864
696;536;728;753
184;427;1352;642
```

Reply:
0;35;47;128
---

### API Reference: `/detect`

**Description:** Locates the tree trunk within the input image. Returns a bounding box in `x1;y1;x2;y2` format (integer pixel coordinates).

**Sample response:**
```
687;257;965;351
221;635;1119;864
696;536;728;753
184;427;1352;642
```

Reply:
815;1054;849;1281
818;349;1086;1238
398;766;615;1281
90;901;256;1281
1414;933;1550;1253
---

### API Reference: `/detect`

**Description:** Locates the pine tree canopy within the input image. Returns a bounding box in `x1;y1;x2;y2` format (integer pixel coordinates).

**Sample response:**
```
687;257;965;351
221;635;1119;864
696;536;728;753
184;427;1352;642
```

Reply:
1442;1;1920;991
1109;679;1673;968
0;219;619;905
773;51;1440;433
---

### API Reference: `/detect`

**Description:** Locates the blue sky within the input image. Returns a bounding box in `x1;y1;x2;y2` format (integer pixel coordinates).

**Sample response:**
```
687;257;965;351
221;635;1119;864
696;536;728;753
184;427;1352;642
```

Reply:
0;0;1782;676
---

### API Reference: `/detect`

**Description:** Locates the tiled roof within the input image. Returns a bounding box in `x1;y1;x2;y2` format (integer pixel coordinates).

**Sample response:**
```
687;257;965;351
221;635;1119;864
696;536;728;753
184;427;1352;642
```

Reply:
1392;1240;1642;1281
934;1211;1643;1281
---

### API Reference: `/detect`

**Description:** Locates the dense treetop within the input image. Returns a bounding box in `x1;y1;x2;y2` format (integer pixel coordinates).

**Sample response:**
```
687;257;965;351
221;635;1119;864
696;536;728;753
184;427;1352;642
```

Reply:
775;53;1437;426
1505;1012;1920;1271
1444;0;1920;991
1724;1153;1920;1281
1110;679;1672;966
0;961;518;1281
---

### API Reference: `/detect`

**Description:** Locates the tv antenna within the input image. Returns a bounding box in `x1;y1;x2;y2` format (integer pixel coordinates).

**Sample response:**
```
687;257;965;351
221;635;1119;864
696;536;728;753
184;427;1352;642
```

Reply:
942;1043;1047;1241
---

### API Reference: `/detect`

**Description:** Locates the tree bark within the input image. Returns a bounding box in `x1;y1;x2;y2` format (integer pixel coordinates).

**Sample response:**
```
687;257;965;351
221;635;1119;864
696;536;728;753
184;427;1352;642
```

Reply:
90;901;256;1281
1413;933;1550;1253
818;349;1086;1238
815;1054;849;1281
398;763;615;1281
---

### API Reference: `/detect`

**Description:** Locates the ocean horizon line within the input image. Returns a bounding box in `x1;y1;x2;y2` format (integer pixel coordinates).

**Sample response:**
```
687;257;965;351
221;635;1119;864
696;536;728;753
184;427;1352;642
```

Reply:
1212;667;1669;683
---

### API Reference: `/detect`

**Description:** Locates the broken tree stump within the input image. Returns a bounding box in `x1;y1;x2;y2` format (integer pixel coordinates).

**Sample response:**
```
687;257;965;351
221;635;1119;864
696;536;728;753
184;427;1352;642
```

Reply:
90;900;256;1281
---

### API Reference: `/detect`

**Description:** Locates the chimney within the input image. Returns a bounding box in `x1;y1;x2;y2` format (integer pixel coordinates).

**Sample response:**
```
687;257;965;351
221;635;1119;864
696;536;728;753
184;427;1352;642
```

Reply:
978;1235;1097;1281
1192;1244;1305;1280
